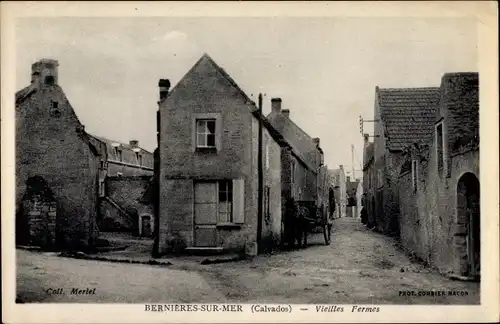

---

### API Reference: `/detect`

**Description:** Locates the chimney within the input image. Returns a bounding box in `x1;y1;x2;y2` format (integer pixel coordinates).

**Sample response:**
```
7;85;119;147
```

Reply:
158;79;171;101
313;138;320;147
364;133;369;144
271;98;282;113
129;140;139;148
339;164;343;170
282;109;290;118
31;59;59;86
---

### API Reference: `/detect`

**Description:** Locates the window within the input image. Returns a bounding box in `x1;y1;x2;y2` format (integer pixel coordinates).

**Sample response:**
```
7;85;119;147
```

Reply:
411;160;418;193
436;122;444;173
99;161;104;170
117;172;123;177
291;160;296;184
218;180;233;223
196;119;216;148
49;101;60;117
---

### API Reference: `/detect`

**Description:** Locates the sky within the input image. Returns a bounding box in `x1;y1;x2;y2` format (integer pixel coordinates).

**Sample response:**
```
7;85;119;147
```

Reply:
15;17;478;179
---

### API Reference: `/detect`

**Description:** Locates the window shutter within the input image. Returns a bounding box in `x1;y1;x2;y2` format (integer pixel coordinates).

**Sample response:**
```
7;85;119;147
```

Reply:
232;179;245;223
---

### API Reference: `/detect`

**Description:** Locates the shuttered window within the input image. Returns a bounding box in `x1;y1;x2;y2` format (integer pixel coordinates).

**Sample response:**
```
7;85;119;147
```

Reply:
232;179;245;224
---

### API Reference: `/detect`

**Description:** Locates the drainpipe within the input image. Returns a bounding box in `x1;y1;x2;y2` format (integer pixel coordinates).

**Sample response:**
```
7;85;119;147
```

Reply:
257;93;264;252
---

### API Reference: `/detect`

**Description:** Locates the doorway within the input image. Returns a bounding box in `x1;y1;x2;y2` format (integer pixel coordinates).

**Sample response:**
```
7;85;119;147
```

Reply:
456;172;480;279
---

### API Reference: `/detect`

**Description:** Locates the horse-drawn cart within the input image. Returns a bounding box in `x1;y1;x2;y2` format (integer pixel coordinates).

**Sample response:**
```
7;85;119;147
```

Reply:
282;164;335;249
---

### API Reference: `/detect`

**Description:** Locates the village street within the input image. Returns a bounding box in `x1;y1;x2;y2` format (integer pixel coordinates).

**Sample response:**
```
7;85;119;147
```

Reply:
17;218;479;304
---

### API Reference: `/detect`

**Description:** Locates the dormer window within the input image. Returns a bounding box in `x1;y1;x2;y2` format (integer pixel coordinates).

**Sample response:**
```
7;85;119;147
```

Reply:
49;101;60;117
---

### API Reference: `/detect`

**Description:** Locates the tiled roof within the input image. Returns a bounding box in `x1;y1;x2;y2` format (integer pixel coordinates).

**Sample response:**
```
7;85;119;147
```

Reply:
377;87;440;151
267;111;319;173
89;134;153;155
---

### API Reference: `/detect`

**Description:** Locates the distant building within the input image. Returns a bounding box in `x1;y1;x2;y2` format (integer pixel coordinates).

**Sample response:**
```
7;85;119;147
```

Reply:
15;59;100;250
157;54;285;255
329;166;347;219
346;176;362;218
362;136;376;228
372;86;441;236
398;73;480;280
87;136;154;236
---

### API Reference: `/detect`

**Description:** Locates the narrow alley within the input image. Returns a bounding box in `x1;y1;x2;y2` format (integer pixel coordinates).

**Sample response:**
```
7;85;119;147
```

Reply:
17;218;479;304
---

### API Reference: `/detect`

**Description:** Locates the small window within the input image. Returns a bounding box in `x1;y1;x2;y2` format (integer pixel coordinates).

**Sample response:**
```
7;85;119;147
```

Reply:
49;101;60;117
291;160;296;184
411;160;418;193
436;122;444;173
99;161;104;170
218;180;233;223
117;172;123;177
137;154;143;166
196;119;216;148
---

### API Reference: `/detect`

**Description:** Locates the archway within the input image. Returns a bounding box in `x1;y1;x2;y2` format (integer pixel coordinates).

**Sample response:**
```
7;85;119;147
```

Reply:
456;172;480;279
19;176;58;248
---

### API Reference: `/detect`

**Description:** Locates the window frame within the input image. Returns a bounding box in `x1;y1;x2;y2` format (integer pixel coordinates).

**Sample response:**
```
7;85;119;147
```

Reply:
192;113;221;152
217;180;233;223
196;119;217;148
49;101;60;117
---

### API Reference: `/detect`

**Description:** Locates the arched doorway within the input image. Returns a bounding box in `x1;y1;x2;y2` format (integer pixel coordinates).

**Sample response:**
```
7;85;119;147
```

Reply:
18;176;58;248
456;172;480;280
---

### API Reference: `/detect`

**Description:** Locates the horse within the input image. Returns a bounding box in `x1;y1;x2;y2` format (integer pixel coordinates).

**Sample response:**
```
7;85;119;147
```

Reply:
284;198;309;249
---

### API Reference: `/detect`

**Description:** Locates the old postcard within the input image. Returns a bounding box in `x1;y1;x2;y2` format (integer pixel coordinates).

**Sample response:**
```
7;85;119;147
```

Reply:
2;1;499;323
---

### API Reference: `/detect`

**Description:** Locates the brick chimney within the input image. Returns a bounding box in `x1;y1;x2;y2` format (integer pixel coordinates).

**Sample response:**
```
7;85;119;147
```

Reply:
271;98;282;113
282;109;290;118
31;59;59;87
339;164;343;170
129;140;139;148
313;138;320;147
158;79;171;101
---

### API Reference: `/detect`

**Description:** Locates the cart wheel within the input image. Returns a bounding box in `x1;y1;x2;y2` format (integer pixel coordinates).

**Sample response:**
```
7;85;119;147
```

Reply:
323;222;331;245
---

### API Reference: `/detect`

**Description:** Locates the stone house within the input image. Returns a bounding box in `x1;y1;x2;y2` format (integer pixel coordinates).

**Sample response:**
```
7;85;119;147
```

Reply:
267;99;323;204
157;54;286;255
15;59;100;250
362;136;376;228
87;135;154;236
398;72;479;280
372;86;441;237
329;166;347;219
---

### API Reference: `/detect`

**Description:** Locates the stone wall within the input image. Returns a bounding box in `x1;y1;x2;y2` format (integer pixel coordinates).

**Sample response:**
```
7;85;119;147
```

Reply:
16;85;99;250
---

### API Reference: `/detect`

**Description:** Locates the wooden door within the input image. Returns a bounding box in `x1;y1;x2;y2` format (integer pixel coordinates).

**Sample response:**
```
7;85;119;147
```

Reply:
194;182;218;247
